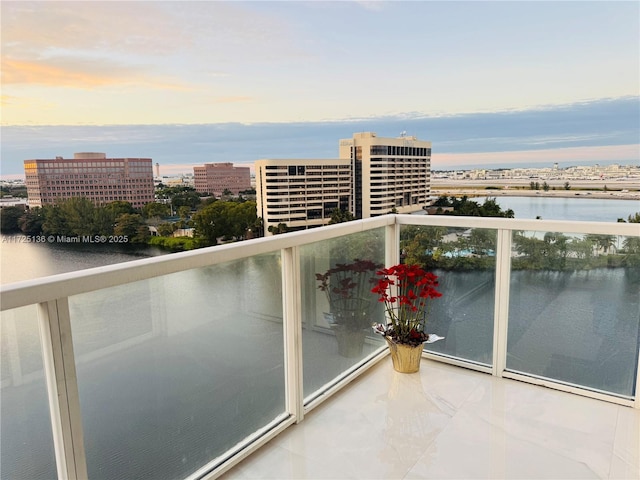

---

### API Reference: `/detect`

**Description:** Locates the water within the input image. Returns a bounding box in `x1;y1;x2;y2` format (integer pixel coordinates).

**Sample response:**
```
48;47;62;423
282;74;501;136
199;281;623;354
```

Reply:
484;196;639;222
1;197;638;285
0;237;167;284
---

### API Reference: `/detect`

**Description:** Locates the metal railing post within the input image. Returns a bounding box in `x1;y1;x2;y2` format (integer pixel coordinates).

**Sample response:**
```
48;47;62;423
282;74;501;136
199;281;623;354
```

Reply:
282;246;304;423
38;299;88;480
492;228;512;377
386;217;400;267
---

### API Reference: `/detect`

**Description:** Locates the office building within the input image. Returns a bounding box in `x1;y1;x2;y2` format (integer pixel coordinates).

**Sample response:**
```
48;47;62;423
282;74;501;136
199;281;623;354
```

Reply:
339;132;432;218
193;163;251;197
255;158;352;233
256;132;432;234
24;153;154;208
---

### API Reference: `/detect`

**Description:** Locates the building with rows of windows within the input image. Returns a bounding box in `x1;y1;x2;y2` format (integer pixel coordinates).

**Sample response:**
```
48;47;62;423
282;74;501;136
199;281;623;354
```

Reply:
24;153;155;209
256;132;432;235
255;158;353;234
193;162;251;197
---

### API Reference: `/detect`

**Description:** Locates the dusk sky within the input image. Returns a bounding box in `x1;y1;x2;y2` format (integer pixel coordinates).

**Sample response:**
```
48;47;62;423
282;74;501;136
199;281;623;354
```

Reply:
1;1;639;177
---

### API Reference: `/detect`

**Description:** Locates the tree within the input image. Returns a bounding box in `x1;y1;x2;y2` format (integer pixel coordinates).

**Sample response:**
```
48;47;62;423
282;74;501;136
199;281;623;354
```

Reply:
156;186;201;209
228;201;258;239
328;207;355;224
104;201;135;218
114;214;149;243
189;200;256;243
0;207;23;232
19;207;45;235
43;198;102;236
542;182;549;191
143;202;171;219
585;234;615;254
267;223;289;235
177;206;191;221
620;212;640;223
564;182;570;190
432;196;513;218
156;223;175;237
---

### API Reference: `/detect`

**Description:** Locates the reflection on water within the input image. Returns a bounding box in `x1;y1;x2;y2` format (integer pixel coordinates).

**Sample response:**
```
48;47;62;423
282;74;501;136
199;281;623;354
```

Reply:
508;268;640;396
0;234;167;284
424;268;639;397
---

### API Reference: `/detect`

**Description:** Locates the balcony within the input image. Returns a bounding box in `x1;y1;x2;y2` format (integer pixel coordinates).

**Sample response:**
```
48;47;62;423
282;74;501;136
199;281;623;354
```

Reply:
221;359;639;479
1;215;639;480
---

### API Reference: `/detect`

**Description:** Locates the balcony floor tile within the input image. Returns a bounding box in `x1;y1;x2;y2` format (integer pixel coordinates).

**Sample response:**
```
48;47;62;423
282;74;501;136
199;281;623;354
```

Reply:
221;359;640;480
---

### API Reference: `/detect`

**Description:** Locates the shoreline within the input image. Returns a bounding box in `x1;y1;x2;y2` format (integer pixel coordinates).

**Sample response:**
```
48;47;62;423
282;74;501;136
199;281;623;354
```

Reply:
432;179;640;201
431;188;640;200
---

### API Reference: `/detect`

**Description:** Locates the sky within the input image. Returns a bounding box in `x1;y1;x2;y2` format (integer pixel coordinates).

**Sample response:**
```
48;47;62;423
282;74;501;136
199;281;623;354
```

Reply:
1;1;639;177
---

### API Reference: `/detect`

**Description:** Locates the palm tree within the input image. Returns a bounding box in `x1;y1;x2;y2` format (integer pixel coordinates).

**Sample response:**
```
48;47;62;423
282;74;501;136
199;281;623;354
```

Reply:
585;234;616;255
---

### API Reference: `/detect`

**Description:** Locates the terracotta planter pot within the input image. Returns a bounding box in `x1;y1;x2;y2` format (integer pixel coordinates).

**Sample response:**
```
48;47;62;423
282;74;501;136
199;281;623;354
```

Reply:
385;337;424;373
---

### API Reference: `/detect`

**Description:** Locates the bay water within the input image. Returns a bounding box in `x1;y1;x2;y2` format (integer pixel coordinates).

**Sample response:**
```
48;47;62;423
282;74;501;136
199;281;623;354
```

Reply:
1;197;638;285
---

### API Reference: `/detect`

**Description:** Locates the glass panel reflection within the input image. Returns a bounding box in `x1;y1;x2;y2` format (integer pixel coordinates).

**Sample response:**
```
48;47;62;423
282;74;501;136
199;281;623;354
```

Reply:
508;231;640;397
69;253;285;480
0;305;57;480
301;229;386;398
399;225;496;365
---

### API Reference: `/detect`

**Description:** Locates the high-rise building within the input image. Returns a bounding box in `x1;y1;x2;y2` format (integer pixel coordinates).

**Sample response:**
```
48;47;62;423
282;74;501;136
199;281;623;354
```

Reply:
256;133;432;235
193;163;251;197
255;158;352;233
24;153;154;209
339;132;432;218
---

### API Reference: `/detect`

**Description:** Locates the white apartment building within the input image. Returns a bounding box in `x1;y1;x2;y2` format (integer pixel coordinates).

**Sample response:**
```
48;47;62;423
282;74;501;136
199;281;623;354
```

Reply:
255;158;352;233
256;133;432;235
339;132;432;218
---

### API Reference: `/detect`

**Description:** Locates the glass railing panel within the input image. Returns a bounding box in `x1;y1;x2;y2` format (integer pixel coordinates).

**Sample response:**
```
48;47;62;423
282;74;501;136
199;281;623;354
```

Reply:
300;228;386;398
68;253;285;480
1;305;57;480
399;225;496;365
507;231;640;397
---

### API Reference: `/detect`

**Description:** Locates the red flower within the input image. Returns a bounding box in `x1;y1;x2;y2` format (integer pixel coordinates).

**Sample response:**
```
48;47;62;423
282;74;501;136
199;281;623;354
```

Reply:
370;263;443;346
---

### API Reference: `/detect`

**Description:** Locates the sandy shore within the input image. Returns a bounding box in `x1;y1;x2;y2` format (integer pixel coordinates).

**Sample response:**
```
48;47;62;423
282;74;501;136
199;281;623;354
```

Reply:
432;179;640;200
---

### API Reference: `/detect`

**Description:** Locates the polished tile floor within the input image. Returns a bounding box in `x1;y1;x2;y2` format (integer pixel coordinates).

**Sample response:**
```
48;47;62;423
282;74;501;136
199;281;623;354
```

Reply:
222;358;639;479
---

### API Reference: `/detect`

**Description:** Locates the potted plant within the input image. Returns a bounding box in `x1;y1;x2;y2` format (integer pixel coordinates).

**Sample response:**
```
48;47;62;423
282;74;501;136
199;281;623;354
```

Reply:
371;263;444;373
316;259;382;357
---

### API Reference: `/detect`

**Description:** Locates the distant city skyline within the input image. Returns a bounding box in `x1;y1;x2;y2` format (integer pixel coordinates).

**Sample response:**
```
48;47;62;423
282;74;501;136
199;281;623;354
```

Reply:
1;1;638;178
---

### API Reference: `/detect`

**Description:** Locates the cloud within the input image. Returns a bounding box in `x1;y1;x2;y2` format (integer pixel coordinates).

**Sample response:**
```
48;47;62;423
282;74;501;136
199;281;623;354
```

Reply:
432;144;640;169
0;93;56;110
209;96;253;104
1;2;185;57
1;97;637;176
1;1;301;64
1;57;194;90
352;1;387;12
